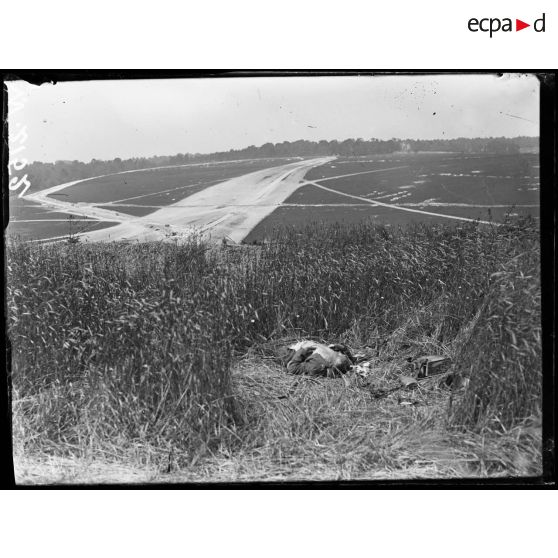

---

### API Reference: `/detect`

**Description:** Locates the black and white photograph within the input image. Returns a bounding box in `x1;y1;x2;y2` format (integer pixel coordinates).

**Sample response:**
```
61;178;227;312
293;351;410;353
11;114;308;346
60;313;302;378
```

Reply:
3;72;548;485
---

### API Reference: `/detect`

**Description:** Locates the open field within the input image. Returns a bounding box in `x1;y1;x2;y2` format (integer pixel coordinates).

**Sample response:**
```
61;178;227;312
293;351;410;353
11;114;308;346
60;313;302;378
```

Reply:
9;157;329;243
57;159;298;205
245;204;537;240
75;157;333;243
7;158;299;240
8;152;539;243
7;198;119;240
9;217;542;483
247;153;539;239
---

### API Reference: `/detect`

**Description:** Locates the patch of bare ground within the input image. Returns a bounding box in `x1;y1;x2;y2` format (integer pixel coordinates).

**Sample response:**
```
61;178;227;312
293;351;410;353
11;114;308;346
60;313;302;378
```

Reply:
14;356;541;485
161;359;540;482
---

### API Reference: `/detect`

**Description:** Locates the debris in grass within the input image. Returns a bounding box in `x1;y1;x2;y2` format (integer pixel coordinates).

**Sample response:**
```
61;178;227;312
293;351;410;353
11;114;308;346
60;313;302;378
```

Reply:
353;346;380;363
399;376;419;389
397;397;420;406
283;340;354;377
352;362;373;377
406;355;451;378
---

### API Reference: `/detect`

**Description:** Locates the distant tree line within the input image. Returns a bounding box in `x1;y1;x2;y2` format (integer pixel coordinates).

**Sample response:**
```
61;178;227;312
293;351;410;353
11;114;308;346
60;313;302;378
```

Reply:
19;136;538;191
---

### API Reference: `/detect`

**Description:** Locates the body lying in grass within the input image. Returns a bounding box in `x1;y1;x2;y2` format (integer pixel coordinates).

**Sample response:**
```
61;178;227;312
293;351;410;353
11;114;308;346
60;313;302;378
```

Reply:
285;341;355;377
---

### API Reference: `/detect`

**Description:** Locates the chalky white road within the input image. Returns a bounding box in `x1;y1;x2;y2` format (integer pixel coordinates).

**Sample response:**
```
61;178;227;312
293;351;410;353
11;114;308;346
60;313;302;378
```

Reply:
26;157;334;244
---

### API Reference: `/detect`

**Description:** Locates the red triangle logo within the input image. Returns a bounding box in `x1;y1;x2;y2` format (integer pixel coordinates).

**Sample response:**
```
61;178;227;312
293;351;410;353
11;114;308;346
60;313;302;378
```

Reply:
516;19;530;31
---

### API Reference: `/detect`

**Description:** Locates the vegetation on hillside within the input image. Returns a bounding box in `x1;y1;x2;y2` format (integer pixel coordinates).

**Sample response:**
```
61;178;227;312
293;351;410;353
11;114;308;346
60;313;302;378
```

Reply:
8;217;541;480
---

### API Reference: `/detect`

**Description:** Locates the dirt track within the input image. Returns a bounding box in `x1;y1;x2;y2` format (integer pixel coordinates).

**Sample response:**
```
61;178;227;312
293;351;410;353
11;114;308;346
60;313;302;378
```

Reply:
26;157;333;243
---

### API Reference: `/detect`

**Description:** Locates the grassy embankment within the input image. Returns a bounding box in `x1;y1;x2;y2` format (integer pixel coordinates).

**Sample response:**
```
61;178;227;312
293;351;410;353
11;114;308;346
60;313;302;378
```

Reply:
8;217;542;483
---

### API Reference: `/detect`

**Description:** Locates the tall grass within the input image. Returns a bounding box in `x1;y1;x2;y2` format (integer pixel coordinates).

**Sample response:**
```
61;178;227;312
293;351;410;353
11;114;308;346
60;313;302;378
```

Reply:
7;216;541;465
8;239;237;462
449;241;541;430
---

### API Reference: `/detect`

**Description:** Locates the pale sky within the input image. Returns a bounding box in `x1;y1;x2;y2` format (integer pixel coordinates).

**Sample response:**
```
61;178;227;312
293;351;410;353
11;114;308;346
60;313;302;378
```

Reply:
7;74;539;163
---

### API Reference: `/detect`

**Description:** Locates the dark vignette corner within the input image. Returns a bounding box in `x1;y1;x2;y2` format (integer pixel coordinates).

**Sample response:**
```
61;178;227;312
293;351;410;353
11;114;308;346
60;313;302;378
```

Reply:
1;72;16;488
538;71;556;485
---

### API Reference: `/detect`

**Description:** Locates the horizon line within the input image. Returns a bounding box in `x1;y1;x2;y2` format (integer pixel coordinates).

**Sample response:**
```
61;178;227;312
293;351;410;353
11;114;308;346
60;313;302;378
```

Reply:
24;134;539;165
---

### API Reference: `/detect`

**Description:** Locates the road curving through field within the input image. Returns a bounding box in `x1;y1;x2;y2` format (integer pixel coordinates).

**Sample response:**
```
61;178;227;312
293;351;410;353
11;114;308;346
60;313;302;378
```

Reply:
301;179;502;226
27;157;334;244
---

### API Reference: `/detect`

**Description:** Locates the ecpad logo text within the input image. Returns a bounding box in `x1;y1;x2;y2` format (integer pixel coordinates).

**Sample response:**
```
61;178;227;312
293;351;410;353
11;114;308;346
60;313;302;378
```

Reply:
468;13;546;37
